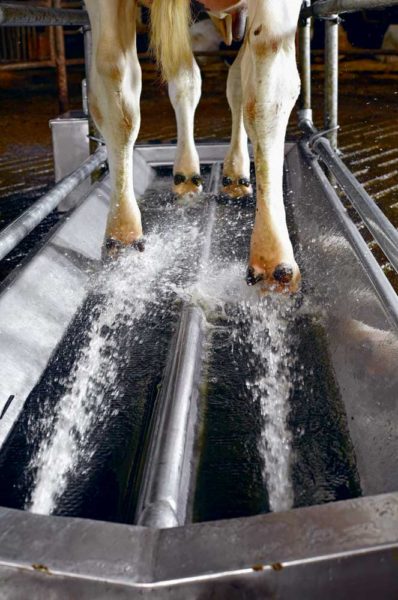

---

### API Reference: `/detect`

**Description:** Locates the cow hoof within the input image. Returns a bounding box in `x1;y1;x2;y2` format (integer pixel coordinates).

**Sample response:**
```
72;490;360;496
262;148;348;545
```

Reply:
221;175;253;199
173;173;203;195
246;266;264;286
103;237;145;260
273;263;293;284
246;263;300;293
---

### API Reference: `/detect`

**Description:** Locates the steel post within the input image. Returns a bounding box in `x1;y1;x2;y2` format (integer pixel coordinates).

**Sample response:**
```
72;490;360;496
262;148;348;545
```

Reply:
324;14;339;149
298;0;313;123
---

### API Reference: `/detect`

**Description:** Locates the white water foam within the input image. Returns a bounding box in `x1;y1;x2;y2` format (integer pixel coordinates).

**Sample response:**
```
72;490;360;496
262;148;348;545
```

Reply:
178;258;297;513
245;297;296;512
28;224;199;515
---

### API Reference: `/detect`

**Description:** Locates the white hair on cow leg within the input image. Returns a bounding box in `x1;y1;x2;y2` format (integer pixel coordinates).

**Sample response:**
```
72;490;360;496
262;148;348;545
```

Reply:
222;45;252;199
84;0;143;250
168;59;203;196
241;0;302;292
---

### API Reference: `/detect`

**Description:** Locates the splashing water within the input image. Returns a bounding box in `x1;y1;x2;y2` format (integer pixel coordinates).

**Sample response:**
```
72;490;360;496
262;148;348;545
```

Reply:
28;224;199;515
179;252;298;514
245;296;297;512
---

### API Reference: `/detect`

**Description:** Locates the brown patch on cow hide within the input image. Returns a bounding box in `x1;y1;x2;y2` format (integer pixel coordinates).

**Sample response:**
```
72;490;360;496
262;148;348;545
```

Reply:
245;98;256;123
121;98;134;132
271;40;279;53
252;37;282;57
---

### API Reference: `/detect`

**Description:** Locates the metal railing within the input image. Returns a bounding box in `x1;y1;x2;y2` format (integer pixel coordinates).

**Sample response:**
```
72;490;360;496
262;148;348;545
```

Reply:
298;0;398;291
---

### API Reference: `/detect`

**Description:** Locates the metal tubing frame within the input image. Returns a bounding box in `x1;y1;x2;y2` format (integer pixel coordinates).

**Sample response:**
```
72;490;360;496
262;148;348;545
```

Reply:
324;14;339;149
298;0;313;121
302;0;398;18
0;146;107;262
0;3;89;27
1;0;398;28
301;141;398;327
299;118;398;283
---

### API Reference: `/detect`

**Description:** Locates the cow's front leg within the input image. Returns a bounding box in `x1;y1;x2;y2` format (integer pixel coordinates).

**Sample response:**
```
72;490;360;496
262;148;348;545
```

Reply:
85;0;143;255
222;47;252;199
168;59;203;195
242;0;302;292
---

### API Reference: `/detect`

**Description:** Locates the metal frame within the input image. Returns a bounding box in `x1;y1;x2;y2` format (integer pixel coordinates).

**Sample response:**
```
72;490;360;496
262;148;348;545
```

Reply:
0;142;398;597
1;2;398;596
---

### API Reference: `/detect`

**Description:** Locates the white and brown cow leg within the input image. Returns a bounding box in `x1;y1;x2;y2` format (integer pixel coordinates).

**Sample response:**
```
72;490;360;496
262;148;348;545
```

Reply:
242;0;302;292
222;46;252;199
85;0;144;257
168;58;203;195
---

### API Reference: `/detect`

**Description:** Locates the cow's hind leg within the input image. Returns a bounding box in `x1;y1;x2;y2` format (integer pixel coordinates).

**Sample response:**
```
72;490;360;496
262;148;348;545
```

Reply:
168;59;203;195
85;0;143;254
242;0;302;292
222;47;252;199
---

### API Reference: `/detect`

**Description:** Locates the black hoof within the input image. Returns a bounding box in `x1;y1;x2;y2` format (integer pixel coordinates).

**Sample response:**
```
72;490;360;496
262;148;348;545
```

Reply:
222;176;233;187
104;237;145;260
238;177;251;187
132;238;146;252
174;173;187;185
273;263;293;284
105;238;123;256
246;266;263;286
191;174;203;187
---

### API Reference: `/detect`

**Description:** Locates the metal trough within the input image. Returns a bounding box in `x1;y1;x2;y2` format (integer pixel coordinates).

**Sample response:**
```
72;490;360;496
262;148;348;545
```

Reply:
1;0;398;596
0;138;397;598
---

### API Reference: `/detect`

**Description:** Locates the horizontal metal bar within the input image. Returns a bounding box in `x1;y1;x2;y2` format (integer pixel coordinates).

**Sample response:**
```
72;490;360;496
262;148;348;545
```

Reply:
0;146;107;262
303;0;398;18
1;493;398;595
0;58;84;71
0;3;89;27
299;137;398;329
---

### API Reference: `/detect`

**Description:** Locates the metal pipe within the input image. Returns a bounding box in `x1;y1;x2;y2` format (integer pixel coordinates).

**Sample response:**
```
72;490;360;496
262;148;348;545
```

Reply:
314;136;398;274
0;58;84;71
300;141;398;329
136;163;220;528
298;0;313;123
324;14;339;149
136;305;205;528
0;3;89;27
0;146;107;262
299;118;398;281
302;0;398;18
